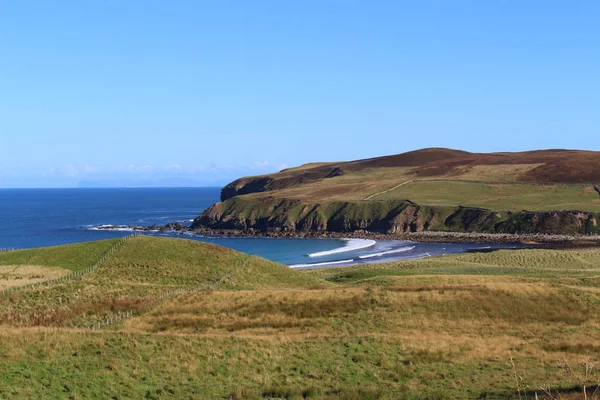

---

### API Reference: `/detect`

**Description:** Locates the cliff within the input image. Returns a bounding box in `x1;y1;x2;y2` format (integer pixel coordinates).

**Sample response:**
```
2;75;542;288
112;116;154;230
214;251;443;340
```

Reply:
192;197;600;235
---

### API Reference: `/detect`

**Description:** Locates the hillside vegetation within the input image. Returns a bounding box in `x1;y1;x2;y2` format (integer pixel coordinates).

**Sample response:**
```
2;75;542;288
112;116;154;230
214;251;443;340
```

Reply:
193;148;600;235
375;181;600;212
0;236;318;327
0;238;600;398
220;148;600;202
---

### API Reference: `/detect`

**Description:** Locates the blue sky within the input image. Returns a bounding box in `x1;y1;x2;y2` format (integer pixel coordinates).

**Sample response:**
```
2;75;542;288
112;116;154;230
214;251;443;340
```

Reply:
1;1;599;187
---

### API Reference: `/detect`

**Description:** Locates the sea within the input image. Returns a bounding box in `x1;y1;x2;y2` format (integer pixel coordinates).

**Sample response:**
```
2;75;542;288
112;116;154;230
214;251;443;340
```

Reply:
0;188;518;268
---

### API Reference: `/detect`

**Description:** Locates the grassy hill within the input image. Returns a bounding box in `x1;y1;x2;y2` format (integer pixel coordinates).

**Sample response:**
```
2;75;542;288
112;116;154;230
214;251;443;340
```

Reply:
193;148;600;235
0;236;319;327
0;239;118;271
220;148;600;202
1;239;600;398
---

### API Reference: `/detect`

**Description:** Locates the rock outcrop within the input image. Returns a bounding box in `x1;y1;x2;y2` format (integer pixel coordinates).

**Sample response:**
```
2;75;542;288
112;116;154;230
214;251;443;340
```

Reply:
192;197;600;236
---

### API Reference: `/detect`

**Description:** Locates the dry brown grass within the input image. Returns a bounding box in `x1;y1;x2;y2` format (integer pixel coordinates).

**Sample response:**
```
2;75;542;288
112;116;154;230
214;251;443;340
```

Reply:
1;271;599;398
124;276;600;361
2;295;155;327
109;274;600;398
448;163;544;181
0;265;70;290
3;241;600;398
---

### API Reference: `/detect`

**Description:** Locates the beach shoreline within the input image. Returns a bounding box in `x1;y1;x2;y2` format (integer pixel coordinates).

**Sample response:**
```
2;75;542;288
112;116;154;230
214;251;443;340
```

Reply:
93;223;600;249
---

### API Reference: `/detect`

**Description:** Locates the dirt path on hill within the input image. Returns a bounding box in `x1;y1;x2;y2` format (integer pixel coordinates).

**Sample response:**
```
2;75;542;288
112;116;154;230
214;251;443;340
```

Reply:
363;178;596;201
363;180;414;200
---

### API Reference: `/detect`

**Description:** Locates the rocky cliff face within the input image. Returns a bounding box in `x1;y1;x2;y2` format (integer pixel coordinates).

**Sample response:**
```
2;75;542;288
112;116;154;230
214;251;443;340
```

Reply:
192;197;600;235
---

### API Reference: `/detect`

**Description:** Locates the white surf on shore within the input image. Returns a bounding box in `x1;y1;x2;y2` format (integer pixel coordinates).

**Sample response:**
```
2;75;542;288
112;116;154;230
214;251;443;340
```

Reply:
289;259;355;269
88;224;160;233
88;224;135;232
357;246;415;259
308;239;376;258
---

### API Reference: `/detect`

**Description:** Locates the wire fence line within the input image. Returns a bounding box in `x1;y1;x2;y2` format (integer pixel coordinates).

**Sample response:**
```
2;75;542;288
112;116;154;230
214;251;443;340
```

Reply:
0;247;21;253
0;232;143;297
86;256;251;330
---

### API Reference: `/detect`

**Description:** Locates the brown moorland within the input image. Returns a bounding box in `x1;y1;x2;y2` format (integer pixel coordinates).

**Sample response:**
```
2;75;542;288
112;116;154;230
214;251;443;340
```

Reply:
222;148;600;202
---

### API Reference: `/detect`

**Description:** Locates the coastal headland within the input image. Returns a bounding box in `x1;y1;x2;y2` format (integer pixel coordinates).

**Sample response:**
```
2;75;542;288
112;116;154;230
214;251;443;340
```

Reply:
97;148;600;247
190;148;600;238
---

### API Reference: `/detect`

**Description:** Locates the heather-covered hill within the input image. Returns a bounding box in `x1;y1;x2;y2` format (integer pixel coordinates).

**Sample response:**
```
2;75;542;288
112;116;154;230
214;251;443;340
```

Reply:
220;148;600;201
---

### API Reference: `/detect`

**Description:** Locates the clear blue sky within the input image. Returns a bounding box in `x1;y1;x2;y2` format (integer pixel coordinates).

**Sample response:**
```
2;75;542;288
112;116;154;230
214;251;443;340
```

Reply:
1;1;599;187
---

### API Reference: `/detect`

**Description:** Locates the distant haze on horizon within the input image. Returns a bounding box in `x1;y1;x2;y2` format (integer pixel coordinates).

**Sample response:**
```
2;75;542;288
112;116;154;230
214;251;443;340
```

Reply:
1;1;599;188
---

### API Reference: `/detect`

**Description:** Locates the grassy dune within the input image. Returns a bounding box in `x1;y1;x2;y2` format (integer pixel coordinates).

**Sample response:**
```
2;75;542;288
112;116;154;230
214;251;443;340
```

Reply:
0;237;319;327
0;239;118;271
1;239;600;398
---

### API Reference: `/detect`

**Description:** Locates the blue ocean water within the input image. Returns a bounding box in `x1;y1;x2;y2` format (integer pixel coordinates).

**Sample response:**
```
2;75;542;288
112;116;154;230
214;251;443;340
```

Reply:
0;188;518;266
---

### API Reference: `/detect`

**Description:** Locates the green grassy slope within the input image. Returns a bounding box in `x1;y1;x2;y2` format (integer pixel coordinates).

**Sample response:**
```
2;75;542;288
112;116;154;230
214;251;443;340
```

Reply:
0;239;118;271
307;248;600;282
375;181;600;211
0;236;320;327
99;236;318;289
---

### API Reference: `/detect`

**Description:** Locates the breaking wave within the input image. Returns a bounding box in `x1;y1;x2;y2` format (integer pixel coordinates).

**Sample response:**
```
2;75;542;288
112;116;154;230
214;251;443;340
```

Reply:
308;239;376;258
88;224;134;232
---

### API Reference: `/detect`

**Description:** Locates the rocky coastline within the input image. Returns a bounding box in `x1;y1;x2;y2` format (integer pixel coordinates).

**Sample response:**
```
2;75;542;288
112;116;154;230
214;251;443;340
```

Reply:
96;223;600;248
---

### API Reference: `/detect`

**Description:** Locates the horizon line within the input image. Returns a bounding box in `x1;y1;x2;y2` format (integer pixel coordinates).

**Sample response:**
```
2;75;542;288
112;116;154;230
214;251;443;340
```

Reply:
0;186;224;190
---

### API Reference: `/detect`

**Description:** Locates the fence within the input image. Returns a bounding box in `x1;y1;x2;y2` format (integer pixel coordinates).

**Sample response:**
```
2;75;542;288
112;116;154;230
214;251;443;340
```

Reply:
87;256;251;330
0;248;21;253
1;232;143;296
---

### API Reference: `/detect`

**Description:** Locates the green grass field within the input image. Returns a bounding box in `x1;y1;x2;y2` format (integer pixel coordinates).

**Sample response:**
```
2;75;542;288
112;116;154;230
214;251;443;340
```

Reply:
0;239;118;271
373;181;600;212
1;237;600;399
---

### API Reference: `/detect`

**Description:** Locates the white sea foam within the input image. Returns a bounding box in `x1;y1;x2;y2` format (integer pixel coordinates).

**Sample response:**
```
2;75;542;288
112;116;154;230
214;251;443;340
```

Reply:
289;259;355;269
88;224;134;232
308;239;376;258
358;246;415;259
